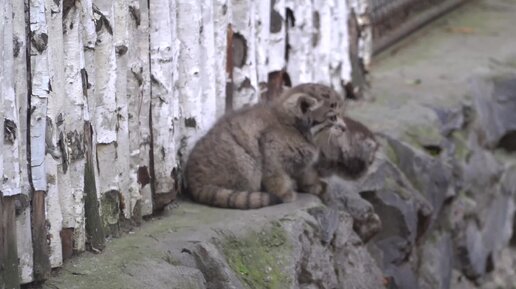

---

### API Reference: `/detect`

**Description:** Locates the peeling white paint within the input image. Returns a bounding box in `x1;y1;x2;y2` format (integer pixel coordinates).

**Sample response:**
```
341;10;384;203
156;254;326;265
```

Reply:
285;0;314;84
268;0;286;74
254;0;271;86
176;0;211;159
12;0;34;282
15;210;34;283
230;0;259;109
213;0;230;117
59;0;87;252
45;0;66;265
349;0;372;69
149;0;180;195
312;0;332;86
1;0;21;196
0;0;6;187
127;0;153;216
29;0;50;192
113;0;132;219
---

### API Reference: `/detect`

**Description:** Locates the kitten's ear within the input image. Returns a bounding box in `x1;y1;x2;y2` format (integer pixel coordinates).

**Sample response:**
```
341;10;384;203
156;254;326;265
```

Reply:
284;92;320;115
298;94;318;114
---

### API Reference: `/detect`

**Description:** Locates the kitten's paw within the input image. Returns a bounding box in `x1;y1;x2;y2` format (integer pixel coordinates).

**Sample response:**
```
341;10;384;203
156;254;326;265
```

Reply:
304;183;323;196
281;191;297;203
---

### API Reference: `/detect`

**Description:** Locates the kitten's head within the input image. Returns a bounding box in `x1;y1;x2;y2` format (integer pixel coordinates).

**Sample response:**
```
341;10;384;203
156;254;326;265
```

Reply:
279;83;346;135
314;116;379;180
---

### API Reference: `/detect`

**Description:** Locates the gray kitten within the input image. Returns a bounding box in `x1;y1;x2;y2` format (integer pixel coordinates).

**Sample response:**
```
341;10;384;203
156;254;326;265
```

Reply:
314;116;379;180
185;83;345;209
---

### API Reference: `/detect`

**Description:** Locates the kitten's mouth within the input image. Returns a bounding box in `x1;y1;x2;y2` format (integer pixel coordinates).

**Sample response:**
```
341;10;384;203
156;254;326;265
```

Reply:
311;121;333;136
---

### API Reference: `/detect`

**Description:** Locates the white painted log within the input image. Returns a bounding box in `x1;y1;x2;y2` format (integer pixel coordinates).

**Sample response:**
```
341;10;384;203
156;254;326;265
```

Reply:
93;1;121;212
15;210;34;283
312;0;332;85
329;0;350;95
336;0;352;87
12;0;34;282
230;0;259;109
285;0;314;84
80;0;101;201
176;0;217;160
268;0;285;73
212;0;230;116
0;1;5;185
44;0;66;264
29;0;50;192
113;0;133;219
199;0;219;138
0;0;5;187
149;0;179;196
349;0;372;70
59;0;87;252
254;0;270;87
2;0;21;197
127;0;153;216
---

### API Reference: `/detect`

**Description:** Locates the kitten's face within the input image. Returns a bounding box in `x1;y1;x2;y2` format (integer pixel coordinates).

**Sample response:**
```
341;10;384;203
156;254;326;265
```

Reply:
314;116;378;180
281;84;346;135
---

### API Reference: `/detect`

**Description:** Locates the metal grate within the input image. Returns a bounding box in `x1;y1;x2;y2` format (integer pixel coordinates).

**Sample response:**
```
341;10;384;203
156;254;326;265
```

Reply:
371;0;467;54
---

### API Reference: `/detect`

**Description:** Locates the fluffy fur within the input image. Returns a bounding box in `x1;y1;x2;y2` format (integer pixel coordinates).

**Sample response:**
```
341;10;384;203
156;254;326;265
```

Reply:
185;83;344;209
314;116;379;180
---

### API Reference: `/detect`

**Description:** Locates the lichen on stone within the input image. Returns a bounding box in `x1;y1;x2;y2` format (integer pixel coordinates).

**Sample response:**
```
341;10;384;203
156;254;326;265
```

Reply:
220;222;292;289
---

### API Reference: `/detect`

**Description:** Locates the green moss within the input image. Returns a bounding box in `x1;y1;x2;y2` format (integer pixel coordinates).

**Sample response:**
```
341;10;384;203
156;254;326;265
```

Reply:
381;139;400;166
384;176;413;200
221;223;292;289
403;124;443;152
452;130;471;162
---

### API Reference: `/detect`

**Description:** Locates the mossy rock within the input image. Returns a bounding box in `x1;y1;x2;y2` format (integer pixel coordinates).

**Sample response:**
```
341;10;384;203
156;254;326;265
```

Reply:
402;123;444;154
220;223;293;289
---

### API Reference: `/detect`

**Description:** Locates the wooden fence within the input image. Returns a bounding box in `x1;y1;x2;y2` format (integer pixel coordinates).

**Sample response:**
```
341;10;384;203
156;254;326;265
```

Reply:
0;0;370;286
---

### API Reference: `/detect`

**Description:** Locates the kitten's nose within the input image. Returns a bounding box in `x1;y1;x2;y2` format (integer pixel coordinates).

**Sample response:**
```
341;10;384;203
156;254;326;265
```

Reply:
337;120;347;132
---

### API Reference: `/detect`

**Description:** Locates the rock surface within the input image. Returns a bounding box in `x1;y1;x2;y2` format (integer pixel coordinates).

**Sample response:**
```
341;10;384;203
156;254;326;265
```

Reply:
43;196;385;289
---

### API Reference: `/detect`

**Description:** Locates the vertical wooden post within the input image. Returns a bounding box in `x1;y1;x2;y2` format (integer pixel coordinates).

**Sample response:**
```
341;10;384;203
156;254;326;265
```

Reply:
225;24;234;112
0;196;20;289
31;191;51;281
83;123;105;252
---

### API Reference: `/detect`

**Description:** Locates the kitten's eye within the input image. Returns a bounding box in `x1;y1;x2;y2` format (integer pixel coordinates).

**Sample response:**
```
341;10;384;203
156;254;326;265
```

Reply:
330;103;337;108
329;115;337;122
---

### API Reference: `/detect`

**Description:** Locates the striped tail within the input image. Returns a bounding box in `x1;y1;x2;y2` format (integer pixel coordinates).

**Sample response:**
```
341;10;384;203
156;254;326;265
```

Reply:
190;185;280;209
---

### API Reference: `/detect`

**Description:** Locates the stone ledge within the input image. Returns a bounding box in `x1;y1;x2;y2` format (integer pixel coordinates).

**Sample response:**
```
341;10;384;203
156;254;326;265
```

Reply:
43;195;384;289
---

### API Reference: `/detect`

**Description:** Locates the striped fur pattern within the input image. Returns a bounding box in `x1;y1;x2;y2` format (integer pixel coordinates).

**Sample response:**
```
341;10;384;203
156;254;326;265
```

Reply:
314;116;379;180
185;83;345;209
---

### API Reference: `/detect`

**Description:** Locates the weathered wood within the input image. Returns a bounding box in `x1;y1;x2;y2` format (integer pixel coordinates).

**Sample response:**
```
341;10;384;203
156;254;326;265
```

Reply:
311;0;332;85
114;0;133;220
31;191;51;281
347;9;367;99
93;2;122;235
59;228;74;261
46;0;65;267
83;123;105;252
266;69;289;100
225;24;234;111
0;196;3;287
28;0;52;281
149;0;180;208
230;0;259;109
285;0;314;84
1;196;21;289
101;190;122;238
213;0;230;117
127;0;153;218
12;0;33;281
